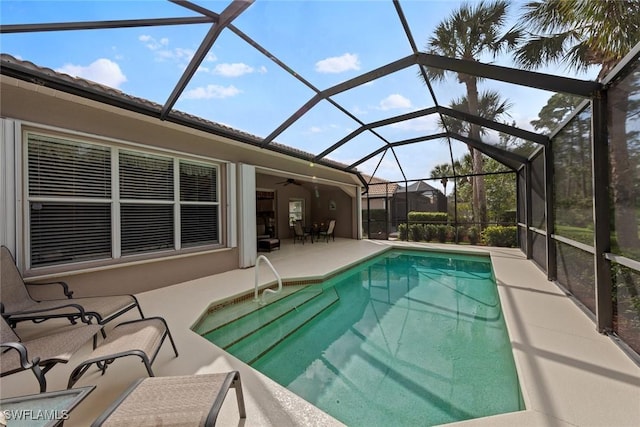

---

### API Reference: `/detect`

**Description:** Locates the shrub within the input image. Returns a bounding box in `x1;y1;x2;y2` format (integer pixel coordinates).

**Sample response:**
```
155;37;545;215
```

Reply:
409;224;424;241
468;226;480;245
482;226;517;247
456;225;467;243
425;224;438;241
397;223;408;240
445;225;456;242
436;225;448;243
408;211;448;224
498;210;517;225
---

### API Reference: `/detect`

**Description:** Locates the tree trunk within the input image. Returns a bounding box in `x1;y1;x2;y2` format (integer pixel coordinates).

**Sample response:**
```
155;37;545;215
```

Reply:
464;76;487;228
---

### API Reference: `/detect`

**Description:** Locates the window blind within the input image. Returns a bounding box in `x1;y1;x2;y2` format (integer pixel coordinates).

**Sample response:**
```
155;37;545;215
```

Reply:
179;161;219;247
121;204;174;255
30;202;111;267
26;133;221;268
180;162;217;202
181;205;218;247
120;151;173;200
28;135;111;198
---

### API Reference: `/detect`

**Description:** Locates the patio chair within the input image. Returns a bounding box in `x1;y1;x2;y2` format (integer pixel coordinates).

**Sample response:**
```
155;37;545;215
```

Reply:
92;371;246;426
293;220;311;244
319;219;336;242
1;246;144;329
1;316;102;392
67;317;179;389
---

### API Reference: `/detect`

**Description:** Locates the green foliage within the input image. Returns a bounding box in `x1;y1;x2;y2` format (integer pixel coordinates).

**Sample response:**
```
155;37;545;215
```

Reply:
554;225;594;246
397;223;408;240
499;210;517;225
409;224;424;241
436;225;448;243
425;224;438;241
409;211;448;223
408;211;448;224
456;225;468;242
484;158;517;223
468;226;480;244
555;199;593;229
482;226;517;247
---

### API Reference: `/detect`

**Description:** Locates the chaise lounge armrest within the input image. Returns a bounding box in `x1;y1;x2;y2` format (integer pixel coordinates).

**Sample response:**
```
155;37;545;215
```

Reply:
1;342;45;392
1;301;96;325
25;280;74;300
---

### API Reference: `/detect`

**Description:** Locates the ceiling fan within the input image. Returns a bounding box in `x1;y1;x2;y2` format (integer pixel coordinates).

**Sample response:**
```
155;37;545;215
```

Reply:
277;178;303;186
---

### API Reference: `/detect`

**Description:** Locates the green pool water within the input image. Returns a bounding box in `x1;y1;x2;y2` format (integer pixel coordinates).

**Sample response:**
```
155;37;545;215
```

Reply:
209;250;524;426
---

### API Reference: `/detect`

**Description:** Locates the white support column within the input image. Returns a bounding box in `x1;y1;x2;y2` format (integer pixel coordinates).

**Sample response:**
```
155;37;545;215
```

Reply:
237;163;256;268
356;185;362;240
227;162;237;248
1;119;17;253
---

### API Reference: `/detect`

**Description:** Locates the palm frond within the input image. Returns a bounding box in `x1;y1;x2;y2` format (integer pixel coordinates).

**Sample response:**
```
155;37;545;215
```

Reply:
513;31;579;69
519;0;576;34
516;0;640;74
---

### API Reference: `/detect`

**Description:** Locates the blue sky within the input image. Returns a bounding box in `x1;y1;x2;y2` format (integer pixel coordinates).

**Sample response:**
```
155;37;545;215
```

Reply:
1;0;599;185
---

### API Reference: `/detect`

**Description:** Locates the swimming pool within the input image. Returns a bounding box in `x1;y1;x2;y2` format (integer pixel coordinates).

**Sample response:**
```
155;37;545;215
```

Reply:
202;249;524;426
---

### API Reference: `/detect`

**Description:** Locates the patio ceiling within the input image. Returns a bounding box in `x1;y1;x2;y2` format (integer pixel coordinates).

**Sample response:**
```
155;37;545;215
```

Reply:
0;0;604;188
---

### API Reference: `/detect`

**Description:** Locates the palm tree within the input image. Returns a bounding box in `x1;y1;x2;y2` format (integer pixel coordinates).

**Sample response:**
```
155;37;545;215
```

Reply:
515;0;640;250
515;0;640;80
425;0;520;228
438;89;513;222
430;163;454;195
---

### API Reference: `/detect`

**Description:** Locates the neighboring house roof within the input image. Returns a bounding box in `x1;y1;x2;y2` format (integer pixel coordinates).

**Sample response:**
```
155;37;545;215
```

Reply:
397;180;440;194
361;175;399;198
0;53;352;172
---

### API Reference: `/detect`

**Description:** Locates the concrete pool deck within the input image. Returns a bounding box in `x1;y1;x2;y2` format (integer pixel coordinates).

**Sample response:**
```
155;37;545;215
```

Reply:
1;239;639;426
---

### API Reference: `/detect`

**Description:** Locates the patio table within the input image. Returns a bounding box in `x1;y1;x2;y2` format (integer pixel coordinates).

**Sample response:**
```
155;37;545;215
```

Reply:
0;386;94;427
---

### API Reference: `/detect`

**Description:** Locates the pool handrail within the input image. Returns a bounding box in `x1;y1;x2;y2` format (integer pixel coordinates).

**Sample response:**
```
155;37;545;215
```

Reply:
254;255;283;305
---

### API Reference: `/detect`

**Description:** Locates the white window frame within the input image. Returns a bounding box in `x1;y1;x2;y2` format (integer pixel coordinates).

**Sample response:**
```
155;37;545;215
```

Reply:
288;198;305;227
23;130;222;270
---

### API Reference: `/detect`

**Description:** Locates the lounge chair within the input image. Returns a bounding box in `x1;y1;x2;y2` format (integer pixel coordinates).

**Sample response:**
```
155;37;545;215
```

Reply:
293;221;311;244
92;371;246;426
319;219;336;242
1;316;102;392
1;246;144;329
67;317;178;389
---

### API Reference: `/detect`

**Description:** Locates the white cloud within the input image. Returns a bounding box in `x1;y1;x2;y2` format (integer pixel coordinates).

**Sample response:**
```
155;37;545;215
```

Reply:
138;34;168;50
310;126;322;133
57;58;127;89
352;106;368;115
389;115;439;132
315;53;360;73
184;84;241;99
139;35;217;66
379;94;412;110
155;47;194;62
213;63;256;77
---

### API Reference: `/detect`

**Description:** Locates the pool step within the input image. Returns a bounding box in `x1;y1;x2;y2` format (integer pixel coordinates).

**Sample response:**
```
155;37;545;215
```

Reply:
203;285;324;349
193;284;308;335
226;287;340;364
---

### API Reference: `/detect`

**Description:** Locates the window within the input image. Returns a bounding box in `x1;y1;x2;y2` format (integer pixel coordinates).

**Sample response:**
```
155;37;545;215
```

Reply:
119;151;174;255
28;135;112;266
288;199;304;226
180;161;218;247
26;133;220;268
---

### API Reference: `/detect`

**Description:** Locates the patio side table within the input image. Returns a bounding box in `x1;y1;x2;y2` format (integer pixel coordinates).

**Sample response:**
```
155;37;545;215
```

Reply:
0;386;94;427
